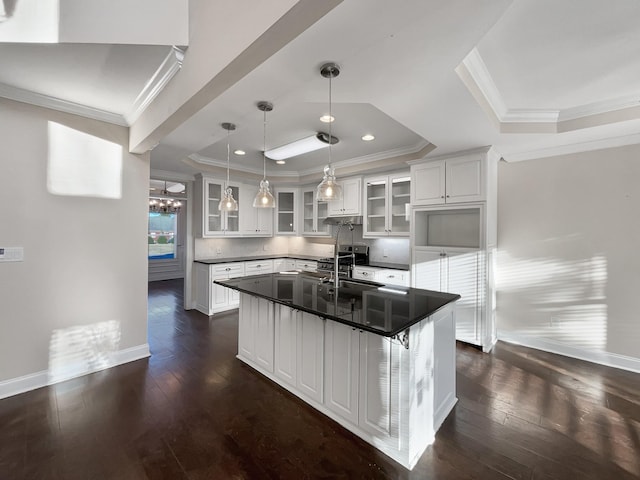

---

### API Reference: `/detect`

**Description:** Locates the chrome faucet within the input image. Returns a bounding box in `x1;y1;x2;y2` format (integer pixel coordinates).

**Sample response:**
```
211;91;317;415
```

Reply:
332;221;355;288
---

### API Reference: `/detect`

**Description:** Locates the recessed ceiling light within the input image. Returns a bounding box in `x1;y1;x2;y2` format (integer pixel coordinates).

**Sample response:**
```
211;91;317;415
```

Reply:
275;160;286;165
362;134;375;141
234;149;246;155
320;115;334;123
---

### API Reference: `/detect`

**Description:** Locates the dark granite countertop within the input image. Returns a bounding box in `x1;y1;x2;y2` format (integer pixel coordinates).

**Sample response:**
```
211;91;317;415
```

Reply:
215;272;459;337
194;254;326;265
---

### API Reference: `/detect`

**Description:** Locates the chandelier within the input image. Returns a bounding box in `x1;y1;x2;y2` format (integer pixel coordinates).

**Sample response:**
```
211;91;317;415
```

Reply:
149;181;183;213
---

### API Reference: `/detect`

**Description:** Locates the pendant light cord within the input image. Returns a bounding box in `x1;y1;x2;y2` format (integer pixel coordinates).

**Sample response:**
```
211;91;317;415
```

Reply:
262;107;267;181
328;72;333;169
226;128;231;189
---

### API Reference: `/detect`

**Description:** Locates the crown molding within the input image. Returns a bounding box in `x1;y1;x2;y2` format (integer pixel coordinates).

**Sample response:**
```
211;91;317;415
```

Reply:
298;139;431;176
125;46;186;125
501;131;640;162
458;48;640;133
150;168;195;182
0;82;127;126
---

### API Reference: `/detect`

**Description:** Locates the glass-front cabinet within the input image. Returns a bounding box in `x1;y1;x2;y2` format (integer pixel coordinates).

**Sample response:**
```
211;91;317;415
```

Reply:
363;173;410;238
301;186;330;236
194;175;241;237
275;189;298;235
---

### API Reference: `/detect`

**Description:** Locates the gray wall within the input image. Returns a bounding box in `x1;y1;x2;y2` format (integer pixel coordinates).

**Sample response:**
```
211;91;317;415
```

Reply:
496;143;640;368
0;99;150;391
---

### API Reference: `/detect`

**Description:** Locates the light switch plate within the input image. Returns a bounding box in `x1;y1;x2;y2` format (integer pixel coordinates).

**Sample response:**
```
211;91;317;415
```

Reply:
0;247;24;262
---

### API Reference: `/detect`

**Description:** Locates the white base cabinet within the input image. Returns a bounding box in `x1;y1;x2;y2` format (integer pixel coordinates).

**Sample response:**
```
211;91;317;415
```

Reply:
194;262;244;315
236;293;457;470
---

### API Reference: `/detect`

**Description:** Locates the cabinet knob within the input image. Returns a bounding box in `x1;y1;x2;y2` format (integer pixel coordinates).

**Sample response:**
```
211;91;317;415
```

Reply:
446;195;450;198
440;196;445;199
388;275;395;278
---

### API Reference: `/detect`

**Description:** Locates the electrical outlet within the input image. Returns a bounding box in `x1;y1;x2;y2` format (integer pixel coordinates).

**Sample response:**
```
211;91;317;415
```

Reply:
383;248;388;257
263;244;269;251
216;247;222;255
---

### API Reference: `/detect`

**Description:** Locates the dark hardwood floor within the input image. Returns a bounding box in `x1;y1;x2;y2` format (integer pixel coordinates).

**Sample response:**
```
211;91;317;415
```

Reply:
1;278;639;479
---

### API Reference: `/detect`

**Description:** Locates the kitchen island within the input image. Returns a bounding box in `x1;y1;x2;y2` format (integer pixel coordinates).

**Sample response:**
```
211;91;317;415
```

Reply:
215;272;460;470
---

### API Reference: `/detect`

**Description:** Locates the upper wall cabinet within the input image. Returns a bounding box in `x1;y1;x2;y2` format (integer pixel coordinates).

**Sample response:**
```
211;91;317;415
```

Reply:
239;185;273;237
194;175;241;237
327;177;362;216
301;186;331;237
363;172;410;238
411;153;484;205
275;189;298;236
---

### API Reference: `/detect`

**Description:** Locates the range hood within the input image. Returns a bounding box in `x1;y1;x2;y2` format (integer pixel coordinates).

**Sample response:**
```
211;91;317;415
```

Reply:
323;215;363;226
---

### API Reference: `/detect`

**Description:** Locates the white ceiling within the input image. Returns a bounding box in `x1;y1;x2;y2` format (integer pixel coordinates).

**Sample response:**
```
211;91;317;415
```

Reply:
1;0;639;180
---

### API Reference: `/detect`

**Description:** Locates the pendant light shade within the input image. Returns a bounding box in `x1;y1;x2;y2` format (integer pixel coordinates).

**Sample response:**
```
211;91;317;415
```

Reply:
316;165;342;201
316;62;342;202
219;122;238;212
253;101;276;208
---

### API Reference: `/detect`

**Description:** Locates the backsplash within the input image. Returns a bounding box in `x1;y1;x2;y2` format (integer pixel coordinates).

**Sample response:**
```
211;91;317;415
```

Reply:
195;227;410;266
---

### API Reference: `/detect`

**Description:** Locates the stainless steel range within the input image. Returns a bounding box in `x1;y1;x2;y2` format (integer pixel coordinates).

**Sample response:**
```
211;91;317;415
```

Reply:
317;245;369;278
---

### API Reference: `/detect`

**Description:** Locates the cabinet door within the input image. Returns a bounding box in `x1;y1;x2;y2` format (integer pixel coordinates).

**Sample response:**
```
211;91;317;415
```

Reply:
254;298;274;373
412;249;444;291
324;322;360;424
358;331;401;450
411;161;445;205
274;305;297;387
237;294;255;361
296;312;324;403
341;177;362;215
204;179;224;235
389;175;411;235
256;206;273;236
446;250;481;345
301;188;330;236
328;177;361;216
445;156;484;203
276;190;297;235
211;273;231;312
364;177;388;236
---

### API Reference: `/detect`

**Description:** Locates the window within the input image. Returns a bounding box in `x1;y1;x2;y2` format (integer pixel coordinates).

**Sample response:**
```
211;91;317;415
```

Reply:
148;212;177;259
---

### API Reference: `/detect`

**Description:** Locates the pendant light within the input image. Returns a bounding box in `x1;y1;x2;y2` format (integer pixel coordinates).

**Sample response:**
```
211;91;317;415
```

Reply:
253;101;276;208
316;62;343;202
218;122;238;212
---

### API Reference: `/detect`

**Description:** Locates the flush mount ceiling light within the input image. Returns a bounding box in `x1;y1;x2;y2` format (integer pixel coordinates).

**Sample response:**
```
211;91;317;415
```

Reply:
275;160;286;165
316;62;343;202
233;149;246;155
320;114;334;123
265;132;338;161
253;101;276;208
218;122;239;212
362;134;375;141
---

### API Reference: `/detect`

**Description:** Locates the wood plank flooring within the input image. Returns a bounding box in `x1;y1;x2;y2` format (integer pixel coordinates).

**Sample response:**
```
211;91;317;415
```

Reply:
1;278;639;479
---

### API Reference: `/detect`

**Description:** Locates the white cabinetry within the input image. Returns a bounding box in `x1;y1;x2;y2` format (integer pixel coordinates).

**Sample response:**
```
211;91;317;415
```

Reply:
236;292;458;471
274;258;297;272
295;259;317;272
411;152;484;206
194;262;245;315
244;259;274;276
275;189;298;235
238;294;274;372
301;187;331;236
324;322;359;424
352;266;409;287
413;249;482;346
363;173;410;237
410;146;498;352
194;175;241;237
327;177;362;216
239;185;273;236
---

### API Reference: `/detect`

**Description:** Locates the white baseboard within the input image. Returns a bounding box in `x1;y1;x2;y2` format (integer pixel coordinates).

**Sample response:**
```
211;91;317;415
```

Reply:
0;344;150;400
497;333;640;374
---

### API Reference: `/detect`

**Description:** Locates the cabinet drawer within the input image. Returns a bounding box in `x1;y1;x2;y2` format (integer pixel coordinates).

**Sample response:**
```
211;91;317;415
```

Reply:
352;266;377;281
295;260;317;272
245;259;274;275
212;263;245;278
376;269;409;287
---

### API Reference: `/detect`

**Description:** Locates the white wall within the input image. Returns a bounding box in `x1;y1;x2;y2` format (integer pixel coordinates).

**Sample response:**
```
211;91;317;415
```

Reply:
496;144;640;371
0;99;150;396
